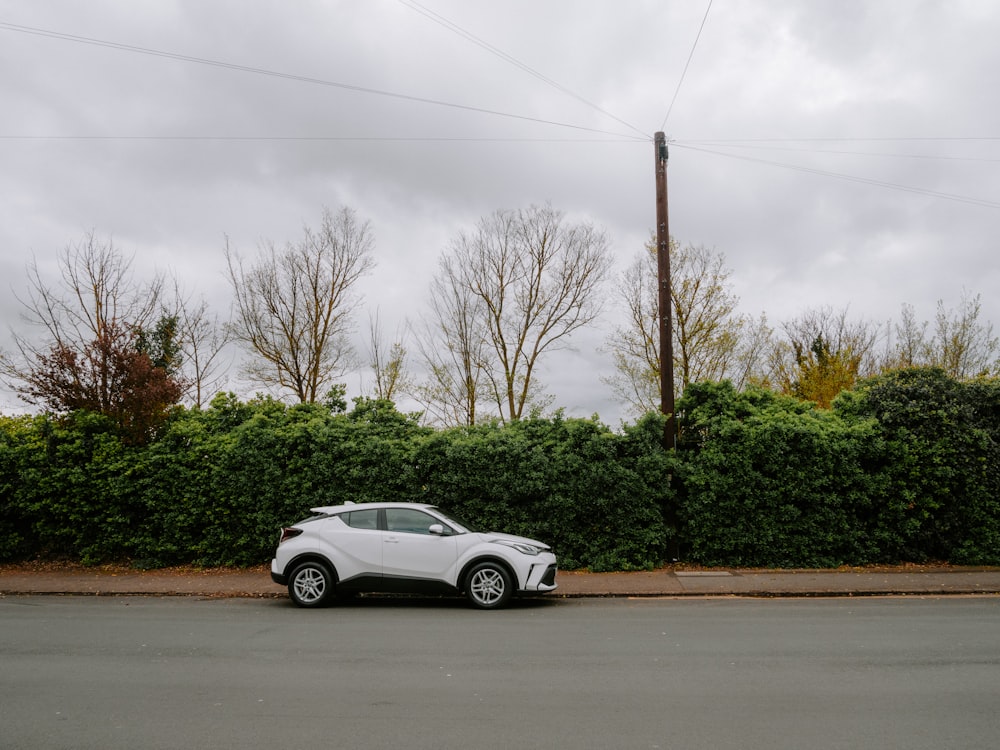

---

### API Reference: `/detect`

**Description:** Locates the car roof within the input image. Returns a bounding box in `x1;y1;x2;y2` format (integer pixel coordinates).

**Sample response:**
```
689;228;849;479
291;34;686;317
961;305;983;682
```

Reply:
309;501;437;515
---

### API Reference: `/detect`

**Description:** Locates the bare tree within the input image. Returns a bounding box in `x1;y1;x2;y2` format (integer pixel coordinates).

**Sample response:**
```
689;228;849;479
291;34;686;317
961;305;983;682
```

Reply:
672;243;755;387
174;291;232;408
887;303;929;370
1;232;180;440
930;292;999;379
730;312;775;390
422;204;612;423
605;239;771;415
225;206;375;403
10;231;163;359
604;242;660;415
882;292;999;379
412;253;491;426
367;310;409;403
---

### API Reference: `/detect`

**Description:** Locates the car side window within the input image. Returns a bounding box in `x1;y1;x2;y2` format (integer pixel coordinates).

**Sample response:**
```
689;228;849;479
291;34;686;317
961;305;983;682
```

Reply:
385;508;438;535
344;509;379;530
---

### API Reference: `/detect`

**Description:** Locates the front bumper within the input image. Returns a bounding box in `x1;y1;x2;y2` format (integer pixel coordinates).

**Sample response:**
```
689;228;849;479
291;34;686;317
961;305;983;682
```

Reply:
523;556;558;593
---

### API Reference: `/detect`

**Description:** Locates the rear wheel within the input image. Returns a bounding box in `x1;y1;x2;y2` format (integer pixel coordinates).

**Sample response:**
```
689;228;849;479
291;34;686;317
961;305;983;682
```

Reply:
465;561;513;610
287;561;334;608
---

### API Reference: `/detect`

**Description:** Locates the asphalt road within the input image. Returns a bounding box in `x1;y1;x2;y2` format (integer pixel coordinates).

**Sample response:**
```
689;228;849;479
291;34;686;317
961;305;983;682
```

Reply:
2;595;998;750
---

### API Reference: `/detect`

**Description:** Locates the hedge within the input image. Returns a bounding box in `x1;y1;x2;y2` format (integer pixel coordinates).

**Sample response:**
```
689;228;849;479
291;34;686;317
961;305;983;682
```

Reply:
1;368;997;570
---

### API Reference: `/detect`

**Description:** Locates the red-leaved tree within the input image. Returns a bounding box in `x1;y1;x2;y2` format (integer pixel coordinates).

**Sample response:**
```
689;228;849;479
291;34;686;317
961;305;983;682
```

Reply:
19;321;182;443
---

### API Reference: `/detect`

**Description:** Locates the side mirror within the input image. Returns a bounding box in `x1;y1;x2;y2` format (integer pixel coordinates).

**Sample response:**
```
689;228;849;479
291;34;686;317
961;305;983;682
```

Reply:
428;524;446;536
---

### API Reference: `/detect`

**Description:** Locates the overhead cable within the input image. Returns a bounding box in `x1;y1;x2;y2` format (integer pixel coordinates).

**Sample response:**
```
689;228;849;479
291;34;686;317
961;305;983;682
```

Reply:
0;21;643;141
673;142;1000;209
660;0;713;131
679;140;1000;162
398;0;649;139
0;135;641;143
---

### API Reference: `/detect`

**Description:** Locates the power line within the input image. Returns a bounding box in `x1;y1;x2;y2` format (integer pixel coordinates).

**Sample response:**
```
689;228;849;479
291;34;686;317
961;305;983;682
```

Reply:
397;0;649;139
660;0;713;131
8;134;993;163
680;140;1000;163
0;134;641;143
673;142;1000;209
4;21;996;209
682;136;1000;143
0;21;644;141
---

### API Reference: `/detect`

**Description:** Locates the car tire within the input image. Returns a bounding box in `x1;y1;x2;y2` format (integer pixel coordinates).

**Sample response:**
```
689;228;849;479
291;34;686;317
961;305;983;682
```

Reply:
287;561;335;608
465;561;513;610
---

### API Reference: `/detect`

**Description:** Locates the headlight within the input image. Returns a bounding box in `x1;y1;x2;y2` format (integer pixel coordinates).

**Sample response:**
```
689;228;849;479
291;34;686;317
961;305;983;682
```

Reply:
494;540;541;556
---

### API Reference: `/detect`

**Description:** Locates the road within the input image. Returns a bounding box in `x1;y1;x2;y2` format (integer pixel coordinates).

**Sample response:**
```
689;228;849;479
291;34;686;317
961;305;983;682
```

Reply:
2;595;998;749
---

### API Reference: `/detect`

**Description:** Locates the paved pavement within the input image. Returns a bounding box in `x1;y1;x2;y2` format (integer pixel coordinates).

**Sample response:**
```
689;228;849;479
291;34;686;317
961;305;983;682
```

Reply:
3;564;1000;598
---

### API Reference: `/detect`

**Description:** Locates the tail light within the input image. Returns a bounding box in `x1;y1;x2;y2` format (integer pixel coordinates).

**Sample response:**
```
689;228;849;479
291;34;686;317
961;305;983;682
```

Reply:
279;527;304;544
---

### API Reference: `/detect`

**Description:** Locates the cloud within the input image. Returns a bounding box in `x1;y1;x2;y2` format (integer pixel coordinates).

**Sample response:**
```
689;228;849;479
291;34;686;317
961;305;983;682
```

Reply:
2;1;998;422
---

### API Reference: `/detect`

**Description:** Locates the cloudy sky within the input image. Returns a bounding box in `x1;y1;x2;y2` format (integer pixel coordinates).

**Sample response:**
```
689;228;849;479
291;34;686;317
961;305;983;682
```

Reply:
2;1;998;423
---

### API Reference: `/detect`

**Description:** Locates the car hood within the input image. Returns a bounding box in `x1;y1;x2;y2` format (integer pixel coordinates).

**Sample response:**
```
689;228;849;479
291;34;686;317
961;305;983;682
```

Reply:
479;531;551;551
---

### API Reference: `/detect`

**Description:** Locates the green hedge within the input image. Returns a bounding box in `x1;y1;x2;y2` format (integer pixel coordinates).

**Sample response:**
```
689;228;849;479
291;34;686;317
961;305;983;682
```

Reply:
675;382;877;567
0;395;672;570
672;370;1000;567
834;369;1000;565
411;413;673;570
1;368;998;570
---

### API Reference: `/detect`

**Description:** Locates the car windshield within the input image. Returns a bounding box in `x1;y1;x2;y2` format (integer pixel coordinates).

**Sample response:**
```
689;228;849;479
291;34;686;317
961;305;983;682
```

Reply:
433;508;479;534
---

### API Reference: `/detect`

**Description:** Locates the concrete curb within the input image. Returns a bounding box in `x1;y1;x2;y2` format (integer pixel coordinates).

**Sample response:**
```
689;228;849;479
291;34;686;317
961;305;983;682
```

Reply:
4;567;1000;600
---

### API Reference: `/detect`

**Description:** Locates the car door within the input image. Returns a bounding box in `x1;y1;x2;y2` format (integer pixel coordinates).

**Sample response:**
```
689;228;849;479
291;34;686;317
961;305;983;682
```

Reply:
381;508;459;583
323;508;383;583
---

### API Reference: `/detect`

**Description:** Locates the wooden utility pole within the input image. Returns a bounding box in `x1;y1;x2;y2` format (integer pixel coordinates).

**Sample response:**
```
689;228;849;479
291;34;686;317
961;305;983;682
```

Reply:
654;131;676;448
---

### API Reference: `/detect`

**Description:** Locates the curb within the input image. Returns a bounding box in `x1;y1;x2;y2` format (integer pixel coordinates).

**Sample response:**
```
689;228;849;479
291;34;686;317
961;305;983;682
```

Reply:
5;587;1000;600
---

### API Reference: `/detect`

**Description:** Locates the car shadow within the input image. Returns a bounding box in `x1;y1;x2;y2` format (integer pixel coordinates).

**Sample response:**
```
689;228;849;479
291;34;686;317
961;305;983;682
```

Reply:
275;593;560;611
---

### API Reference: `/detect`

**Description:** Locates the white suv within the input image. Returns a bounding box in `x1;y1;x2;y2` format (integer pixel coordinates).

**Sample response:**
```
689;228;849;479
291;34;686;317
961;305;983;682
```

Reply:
270;502;558;609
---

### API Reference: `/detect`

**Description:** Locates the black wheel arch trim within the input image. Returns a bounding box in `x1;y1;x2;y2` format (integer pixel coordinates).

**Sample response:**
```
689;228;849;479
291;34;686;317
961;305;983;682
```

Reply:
286;554;339;583
459;556;519;593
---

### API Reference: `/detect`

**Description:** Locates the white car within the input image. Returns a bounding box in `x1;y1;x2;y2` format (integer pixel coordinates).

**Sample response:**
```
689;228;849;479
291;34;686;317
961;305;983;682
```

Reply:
270;502;558;609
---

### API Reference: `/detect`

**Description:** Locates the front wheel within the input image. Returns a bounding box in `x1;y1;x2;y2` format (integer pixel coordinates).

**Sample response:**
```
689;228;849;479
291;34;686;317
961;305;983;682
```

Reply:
287;561;334;608
465;562;513;610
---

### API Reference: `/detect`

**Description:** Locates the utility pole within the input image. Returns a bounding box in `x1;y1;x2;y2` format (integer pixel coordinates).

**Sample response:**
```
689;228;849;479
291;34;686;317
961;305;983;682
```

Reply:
654;131;676;448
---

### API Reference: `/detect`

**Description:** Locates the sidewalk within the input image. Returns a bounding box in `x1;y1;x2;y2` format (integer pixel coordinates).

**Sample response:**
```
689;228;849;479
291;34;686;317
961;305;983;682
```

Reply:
3;564;1000;599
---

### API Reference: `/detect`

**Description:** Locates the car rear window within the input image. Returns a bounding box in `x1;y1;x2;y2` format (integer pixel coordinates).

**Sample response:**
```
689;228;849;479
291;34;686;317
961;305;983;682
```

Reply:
343;509;379;530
